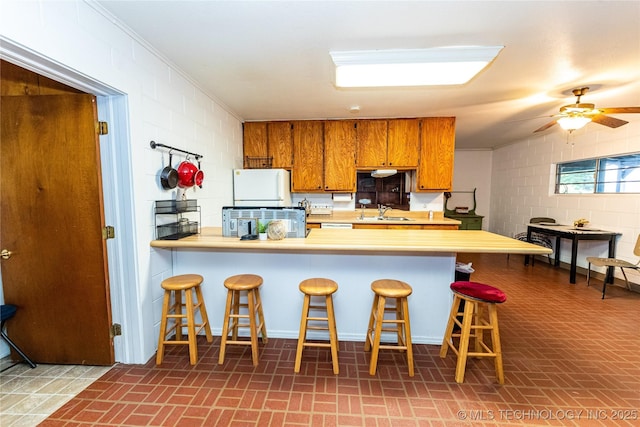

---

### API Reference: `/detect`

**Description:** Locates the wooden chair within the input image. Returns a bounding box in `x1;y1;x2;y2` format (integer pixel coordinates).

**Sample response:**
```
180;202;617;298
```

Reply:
587;234;640;299
365;279;414;377
156;274;212;365
440;281;506;384
219;274;267;366
294;278;339;374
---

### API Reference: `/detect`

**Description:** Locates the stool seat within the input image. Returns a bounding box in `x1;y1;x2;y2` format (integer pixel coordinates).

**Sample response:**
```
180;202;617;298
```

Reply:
156;274;212;365
371;279;412;298
451;281;507;303
299;278;338;296
440;281;505;384
224;274;263;291
295;278;339;374
219;274;267;366
162;274;206;290
365;279;414;377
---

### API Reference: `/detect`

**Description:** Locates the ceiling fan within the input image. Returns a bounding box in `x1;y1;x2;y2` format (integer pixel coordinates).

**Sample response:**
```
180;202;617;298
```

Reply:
534;87;640;133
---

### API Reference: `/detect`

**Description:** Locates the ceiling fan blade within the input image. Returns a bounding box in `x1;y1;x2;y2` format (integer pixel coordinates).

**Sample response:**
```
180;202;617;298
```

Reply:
591;114;628;128
534;120;557;133
598;107;640;114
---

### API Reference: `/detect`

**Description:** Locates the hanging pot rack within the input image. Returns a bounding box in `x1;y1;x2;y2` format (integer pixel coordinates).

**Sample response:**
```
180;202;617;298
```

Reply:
150;140;203;160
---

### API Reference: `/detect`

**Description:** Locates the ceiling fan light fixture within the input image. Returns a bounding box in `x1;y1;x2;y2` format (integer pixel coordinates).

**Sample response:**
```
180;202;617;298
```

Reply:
330;46;503;87
557;115;592;131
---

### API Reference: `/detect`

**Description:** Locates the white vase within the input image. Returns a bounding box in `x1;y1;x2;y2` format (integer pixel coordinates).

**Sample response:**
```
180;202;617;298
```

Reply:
259;232;267;240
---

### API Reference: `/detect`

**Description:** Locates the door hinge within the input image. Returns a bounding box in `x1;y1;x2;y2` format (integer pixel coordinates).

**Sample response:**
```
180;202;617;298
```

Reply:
102;226;115;240
110;323;122;337
98;121;109;135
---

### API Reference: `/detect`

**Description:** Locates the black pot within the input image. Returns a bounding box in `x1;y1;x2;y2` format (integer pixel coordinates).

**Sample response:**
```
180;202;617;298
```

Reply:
160;153;178;190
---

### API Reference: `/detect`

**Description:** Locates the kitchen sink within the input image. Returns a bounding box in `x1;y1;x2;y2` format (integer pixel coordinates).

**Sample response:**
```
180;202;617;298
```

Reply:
355;216;414;221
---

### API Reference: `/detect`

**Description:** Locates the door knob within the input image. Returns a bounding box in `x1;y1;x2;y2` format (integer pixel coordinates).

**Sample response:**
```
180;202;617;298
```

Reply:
1;249;12;260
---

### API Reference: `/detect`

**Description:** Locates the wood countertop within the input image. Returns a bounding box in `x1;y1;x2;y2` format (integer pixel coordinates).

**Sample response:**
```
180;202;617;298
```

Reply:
151;227;551;255
306;209;461;226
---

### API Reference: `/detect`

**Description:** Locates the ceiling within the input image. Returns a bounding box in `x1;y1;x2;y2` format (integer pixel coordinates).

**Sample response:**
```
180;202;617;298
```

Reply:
96;1;640;150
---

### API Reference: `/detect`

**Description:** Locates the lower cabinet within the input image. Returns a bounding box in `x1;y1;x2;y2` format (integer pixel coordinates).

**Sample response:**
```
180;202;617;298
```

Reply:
444;214;483;230
352;224;459;230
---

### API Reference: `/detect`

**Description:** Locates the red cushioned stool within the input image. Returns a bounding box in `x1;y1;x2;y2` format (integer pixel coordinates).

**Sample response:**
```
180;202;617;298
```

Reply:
440;281;506;384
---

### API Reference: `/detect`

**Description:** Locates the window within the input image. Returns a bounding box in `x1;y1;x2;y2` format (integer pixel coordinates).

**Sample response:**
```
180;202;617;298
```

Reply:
555;153;640;194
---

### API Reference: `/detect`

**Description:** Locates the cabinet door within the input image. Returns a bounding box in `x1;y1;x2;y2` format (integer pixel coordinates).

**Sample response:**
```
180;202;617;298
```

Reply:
387;119;419;167
242;122;267;168
416;117;455;191
356;119;388;167
324;121;356;191
267;121;293;168
292;121;324;192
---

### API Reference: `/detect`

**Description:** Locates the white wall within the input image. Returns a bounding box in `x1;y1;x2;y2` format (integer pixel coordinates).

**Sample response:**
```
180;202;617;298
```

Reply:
1;0;243;363
490;121;640;284
450;150;493;229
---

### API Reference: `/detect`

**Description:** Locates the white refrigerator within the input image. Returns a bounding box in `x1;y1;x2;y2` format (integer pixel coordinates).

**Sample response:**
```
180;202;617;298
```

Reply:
233;169;292;207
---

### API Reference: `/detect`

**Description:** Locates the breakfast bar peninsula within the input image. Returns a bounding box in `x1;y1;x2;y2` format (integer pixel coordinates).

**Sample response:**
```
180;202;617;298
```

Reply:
151;227;550;344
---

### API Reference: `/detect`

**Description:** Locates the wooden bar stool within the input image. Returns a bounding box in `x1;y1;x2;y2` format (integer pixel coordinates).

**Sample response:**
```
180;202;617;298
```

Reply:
440;281;506;384
219;274;267;366
156;274;212;365
294;278;339;375
364;279;414;377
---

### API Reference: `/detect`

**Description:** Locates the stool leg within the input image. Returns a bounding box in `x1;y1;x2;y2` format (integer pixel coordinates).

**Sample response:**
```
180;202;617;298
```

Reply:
440;295;462;358
455;299;476;383
294;294;311;373
369;295;386;375
174;290;183;341
247;289;259;366
326;294;339;375
488;304;504;384
195;285;213;343
254;288;268;343
394;298;404;348
185;288;197;365
231;290;240;341
400;297;414;377
474;304;484;354
156;290;171;365
364;294;379;352
218;289;234;365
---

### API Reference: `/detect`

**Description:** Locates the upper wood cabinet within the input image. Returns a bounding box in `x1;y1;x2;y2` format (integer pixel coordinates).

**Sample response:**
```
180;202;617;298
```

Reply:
267;122;293;168
356;119;419;168
242;121;292;169
324;121;356;192
292;121;324;192
356;120;387;167
387;119;420;168
416;117;456;192
243;122;267;168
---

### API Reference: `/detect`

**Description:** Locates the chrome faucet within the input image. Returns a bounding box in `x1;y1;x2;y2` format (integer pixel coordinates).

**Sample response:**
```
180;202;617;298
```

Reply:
378;204;392;219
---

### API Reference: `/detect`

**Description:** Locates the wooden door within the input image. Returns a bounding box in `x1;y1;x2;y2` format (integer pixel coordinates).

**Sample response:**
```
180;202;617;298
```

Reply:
242;122;267;168
416;117;456;191
388;119;420;168
356;120;388;167
292;121;324;192
324;121;356;191
0;94;114;365
267;121;293;169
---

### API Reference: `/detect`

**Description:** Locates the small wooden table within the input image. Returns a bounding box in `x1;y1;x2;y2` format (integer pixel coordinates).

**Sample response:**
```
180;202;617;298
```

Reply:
524;224;620;284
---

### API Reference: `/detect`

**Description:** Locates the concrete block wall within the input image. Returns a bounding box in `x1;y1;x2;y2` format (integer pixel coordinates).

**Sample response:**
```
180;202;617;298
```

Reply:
490;121;640;285
1;0;243;363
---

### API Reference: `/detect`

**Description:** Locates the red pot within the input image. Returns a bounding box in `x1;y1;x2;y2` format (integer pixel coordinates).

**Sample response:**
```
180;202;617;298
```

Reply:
194;169;204;187
177;161;198;188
